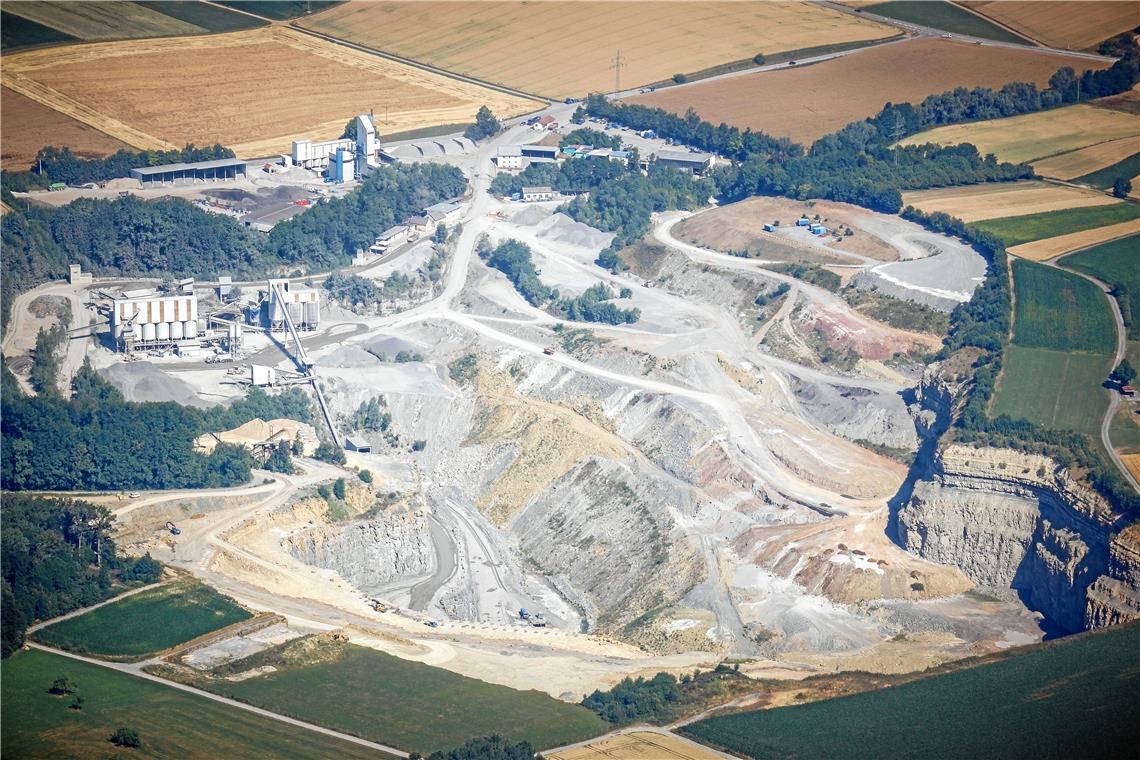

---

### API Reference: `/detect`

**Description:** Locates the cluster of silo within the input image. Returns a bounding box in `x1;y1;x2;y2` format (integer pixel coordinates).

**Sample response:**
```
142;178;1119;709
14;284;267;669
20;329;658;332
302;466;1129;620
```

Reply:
265;280;320;332
111;290;199;350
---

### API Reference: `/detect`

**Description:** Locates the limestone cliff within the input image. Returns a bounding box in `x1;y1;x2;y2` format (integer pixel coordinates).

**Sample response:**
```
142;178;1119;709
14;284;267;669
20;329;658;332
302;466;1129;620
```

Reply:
898;443;1137;632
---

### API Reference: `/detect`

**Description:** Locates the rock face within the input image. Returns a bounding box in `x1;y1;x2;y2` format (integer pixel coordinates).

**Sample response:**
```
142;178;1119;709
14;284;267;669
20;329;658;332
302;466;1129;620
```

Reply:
898;444;1136;633
287;507;434;594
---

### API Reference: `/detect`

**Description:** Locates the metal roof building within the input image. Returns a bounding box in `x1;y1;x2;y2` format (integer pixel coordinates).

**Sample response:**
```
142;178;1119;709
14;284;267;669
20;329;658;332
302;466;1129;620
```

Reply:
130;158;248;186
654;150;715;175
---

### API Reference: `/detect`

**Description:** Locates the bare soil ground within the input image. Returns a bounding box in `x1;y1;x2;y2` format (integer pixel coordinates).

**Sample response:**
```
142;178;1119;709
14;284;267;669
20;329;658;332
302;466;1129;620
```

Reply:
546;731;728;760
675;197;899;263
300;0;894;99
959;1;1140;50
1031;137;1139;179
2;27;540;156
901;102;1140;164
627;38;1110;145
902;181;1120;222
1009;218;1140;260
1;86;130;169
4;0;200;41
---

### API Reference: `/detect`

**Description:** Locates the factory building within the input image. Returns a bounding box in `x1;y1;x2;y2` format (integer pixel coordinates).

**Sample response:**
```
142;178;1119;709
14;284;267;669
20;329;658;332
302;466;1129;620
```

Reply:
110;289;199;352
495;145;523;169
290;113;381;179
653;150;716;175
265;279;320;332
130;158;248;186
291;137;354;170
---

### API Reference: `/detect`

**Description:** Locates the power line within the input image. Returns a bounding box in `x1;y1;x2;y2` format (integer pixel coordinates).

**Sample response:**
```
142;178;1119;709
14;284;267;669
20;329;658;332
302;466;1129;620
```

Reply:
610;50;625;95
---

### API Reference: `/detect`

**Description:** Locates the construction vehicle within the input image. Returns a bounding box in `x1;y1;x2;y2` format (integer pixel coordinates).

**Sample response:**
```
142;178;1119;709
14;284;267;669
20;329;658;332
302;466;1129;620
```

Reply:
165;521;181;536
530;613;547;627
518;608;530;620
542;347;555;356
370;598;389;613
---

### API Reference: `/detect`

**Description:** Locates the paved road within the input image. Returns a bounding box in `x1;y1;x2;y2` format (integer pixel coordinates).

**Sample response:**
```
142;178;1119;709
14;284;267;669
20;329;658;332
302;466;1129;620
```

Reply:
27;642;408;757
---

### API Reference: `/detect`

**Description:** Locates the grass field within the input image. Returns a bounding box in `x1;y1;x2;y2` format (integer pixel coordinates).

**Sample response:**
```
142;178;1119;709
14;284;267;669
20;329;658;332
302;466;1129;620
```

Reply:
959;1;1140;50
177;636;607;755
1;86;131;168
0;649;391;760
3;26;539;156
301;1;894;99
972;203;1140;247
1109;402;1140;452
546;731;726;760
1074;151;1140;189
902;180;1120;223
992;345;1112;434
0;10;77;50
33;579;251;658
863;1;1028;43
900;103;1140;164
1064;234;1140;339
1009;259;1116;354
629;39;1106;146
1033;138;1140;180
1008;218;1140;261
681;622;1140;760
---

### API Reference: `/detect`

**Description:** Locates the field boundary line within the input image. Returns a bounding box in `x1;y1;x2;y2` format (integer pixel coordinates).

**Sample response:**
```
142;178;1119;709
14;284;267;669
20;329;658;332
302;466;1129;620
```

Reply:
289;24;553;106
1;70;172;151
1049;354;1072;427
946;1;1042;46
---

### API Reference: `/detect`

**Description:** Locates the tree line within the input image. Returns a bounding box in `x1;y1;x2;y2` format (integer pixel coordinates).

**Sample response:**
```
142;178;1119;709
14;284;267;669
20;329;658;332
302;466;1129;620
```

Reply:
2;494;163;658
1;143;235;190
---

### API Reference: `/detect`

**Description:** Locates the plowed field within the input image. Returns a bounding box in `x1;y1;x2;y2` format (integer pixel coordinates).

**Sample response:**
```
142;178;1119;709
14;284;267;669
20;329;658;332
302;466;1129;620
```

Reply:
959;1;1140;50
628;39;1110;145
300;0;894;99
1;86;131;169
2;27;540;157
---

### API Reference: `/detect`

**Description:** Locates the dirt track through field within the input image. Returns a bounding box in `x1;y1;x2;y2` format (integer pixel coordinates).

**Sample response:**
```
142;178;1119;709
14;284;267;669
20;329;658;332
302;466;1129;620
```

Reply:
2;27;539;156
628;38;1110;145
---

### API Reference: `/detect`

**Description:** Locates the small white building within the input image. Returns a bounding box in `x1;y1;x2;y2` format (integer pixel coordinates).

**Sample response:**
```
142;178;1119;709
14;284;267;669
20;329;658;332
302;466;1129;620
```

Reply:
496;145;523;169
522;186;555;202
371;224;409;254
67;264;92;285
424;200;462;227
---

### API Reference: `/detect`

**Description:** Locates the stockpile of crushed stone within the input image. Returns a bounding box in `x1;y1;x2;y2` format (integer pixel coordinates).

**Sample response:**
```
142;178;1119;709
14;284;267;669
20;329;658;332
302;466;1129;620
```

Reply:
537;213;614;249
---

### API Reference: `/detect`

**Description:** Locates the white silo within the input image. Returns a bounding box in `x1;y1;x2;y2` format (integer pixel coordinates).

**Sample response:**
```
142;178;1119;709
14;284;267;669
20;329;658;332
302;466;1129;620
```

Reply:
171;321;184;340
184;320;198;339
142;323;156;342
156;322;170;341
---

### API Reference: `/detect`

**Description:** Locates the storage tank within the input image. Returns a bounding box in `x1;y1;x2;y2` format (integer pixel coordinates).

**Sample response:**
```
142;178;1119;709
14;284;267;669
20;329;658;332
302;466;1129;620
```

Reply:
156;322;170;341
171;321;184;340
133;323;143;342
142;323;156;342
184;320;198;339
287;302;303;325
304;301;319;327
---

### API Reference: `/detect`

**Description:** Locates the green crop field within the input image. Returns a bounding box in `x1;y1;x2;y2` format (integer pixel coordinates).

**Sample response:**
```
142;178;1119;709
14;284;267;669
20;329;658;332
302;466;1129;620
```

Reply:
138;1;267;32
682;622;1140;760
992;345;1111;435
864;2;1026;43
33;579;251;658
1064;233;1140;339
179;637;607;755
216;1;342;21
1075;152;1140;190
0;10;77;50
1;649;391;759
1010;259;1116;353
972;203;1140;247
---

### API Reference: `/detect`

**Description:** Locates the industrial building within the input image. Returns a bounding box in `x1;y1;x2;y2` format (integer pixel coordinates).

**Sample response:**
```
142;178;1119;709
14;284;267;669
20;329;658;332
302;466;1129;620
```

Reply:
110;289;200;352
424;200;462;226
130;158;248;186
291;137;354;170
265;279;320;332
371;225;409;254
654;150;716;175
522;186;555;202
290;113;381;181
521;145;559;161
495;145;523;169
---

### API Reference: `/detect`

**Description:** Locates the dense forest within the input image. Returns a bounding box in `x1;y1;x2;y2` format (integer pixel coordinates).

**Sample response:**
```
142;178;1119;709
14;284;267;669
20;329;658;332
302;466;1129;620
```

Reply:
2;494;163;658
1;162;465;323
1;143;235;189
490;153;629;197
0;358;312;492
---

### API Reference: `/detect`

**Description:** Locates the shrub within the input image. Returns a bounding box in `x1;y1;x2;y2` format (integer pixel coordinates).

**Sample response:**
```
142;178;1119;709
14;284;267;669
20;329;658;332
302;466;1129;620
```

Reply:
109;728;141;748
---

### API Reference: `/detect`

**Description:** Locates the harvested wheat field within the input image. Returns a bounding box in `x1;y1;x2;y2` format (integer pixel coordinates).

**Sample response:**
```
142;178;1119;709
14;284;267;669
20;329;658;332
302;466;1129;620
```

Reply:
545;731;728;760
902;181;1120;223
1009;218;1140;261
300;1;894;99
1;86;131;169
1123;454;1140;483
1031;137;1140;179
627;39;1110;146
2;27;540;156
959;1;1139;50
900;103;1140;164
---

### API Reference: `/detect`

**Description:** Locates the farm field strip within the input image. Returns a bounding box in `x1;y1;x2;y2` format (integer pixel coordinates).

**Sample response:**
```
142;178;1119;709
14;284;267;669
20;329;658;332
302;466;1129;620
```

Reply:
1123;453;1140;481
1;86;132;168
628;39;1110;146
546;730;729;760
300;1;895;99
958;1;1140;50
2;26;540;157
1062;234;1140;340
861;1;1029;43
900;104;1140;164
973;203;1140;248
3;0;202;41
1009;259;1117;355
1032;138;1140;180
1008;217;1140;261
901;181;1119;222
1073;151;1140;189
992;345;1112;435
